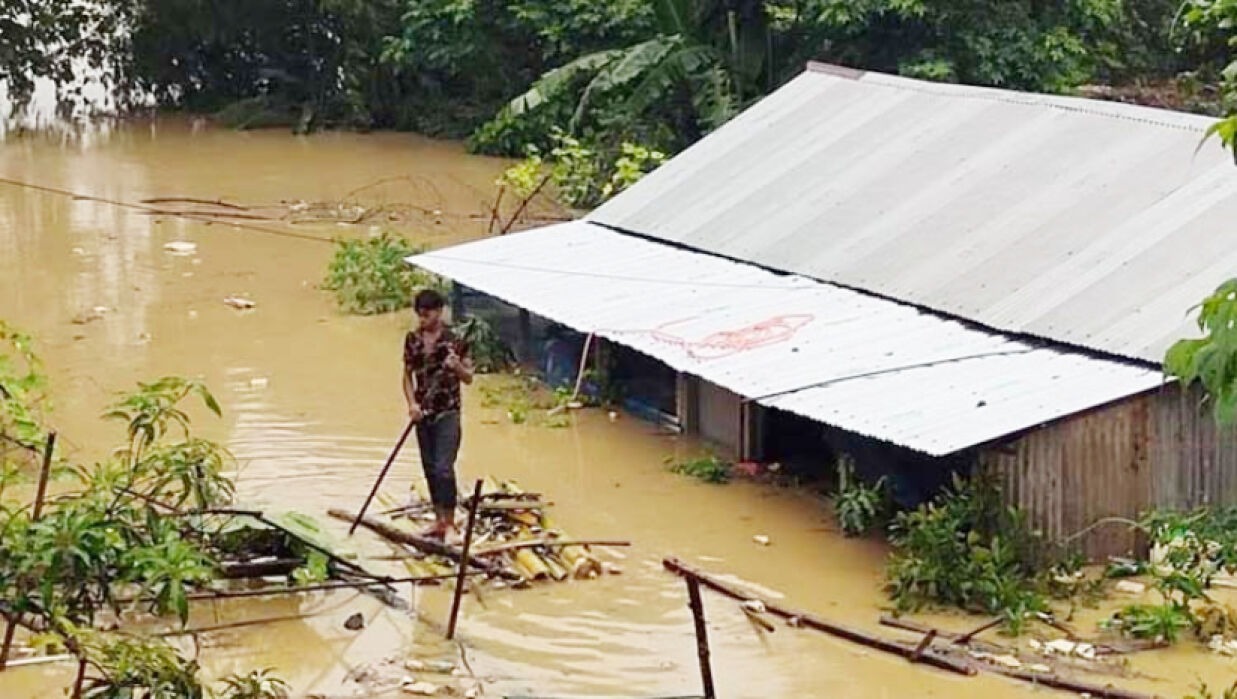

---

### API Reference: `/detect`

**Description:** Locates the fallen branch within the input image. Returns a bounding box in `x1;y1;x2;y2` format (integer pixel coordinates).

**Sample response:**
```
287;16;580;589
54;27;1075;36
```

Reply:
662;557;975;677
474;538;631;558
140;197;248;210
500;175;551;235
138;209;274;221
328;508;517;580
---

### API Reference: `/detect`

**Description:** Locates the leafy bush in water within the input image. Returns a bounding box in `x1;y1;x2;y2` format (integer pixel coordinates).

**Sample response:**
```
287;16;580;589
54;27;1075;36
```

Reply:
0;320;48;461
322;233;447;315
1103;506;1237;645
217;668;291;699
0;368;290;696
668;454;731;484
886;474;1049;632
455;314;515;373
831;455;888;537
1112;602;1195;643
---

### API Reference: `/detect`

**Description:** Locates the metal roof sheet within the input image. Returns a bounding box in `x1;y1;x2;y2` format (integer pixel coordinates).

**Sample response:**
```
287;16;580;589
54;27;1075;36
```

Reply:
587;64;1237;364
407;221;1163;455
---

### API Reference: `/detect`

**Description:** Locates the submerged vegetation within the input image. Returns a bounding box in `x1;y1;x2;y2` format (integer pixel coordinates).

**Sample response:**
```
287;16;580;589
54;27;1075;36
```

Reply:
667;454;732;484
0;324;293;696
885;474;1054;633
830;455;888;537
321;232;445;315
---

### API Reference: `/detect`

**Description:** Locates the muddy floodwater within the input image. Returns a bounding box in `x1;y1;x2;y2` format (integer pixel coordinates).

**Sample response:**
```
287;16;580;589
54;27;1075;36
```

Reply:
3;119;1237;698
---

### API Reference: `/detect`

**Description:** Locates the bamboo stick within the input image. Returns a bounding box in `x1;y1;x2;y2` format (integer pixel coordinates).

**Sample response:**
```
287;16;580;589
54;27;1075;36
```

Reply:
474;538;630;558
877;617;1155;698
685;577;717;699
328;508;517;580
954;617;1003;645
447;480;484;640
349;420;416;536
910;630;937;663
513;549;551;580
662;557;975;677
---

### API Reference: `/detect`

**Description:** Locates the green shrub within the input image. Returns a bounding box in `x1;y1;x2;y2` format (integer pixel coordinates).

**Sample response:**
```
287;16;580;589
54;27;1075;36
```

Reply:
1111;602;1194;643
321;233;446;315
668;455;731;484
830;455;888;537
455;314;515;373
885;474;1050;632
217;668;291;699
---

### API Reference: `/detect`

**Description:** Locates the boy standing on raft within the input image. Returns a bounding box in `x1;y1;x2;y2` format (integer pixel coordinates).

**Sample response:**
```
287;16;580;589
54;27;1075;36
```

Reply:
403;289;472;541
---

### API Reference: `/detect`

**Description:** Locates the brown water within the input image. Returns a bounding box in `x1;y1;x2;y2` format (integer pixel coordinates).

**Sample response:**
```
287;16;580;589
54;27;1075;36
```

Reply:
1;119;1234;698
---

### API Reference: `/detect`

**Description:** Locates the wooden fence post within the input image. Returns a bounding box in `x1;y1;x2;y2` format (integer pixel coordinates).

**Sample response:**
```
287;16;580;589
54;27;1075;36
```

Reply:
446;479;484;640
685;576;717;699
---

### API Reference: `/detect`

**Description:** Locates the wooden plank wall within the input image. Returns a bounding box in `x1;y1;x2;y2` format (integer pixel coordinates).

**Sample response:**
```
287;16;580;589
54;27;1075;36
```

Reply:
982;385;1237;559
981;396;1150;558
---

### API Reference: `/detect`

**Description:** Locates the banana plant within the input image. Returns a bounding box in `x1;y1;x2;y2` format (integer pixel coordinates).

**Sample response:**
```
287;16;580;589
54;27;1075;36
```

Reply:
498;0;771;137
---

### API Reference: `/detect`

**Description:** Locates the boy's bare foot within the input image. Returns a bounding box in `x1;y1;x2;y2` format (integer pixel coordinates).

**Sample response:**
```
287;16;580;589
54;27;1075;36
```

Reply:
419;522;447;540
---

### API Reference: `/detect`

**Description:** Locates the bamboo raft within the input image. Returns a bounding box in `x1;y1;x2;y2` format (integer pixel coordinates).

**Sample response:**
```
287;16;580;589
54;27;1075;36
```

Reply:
333;477;627;587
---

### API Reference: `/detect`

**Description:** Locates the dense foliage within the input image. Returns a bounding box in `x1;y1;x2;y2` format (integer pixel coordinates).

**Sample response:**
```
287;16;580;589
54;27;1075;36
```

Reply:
5;0;1206;164
1164;279;1237;423
0;369;292;695
321;232;446;314
885;474;1052;632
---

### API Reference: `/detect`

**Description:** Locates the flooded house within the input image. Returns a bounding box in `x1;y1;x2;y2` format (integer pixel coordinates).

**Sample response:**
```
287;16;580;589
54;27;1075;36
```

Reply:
410;62;1237;558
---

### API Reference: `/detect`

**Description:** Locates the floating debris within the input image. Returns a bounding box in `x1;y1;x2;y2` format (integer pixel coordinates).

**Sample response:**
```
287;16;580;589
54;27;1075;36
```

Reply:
401;680;440;695
223;295;256;310
1114;580;1146;595
344;612;364;630
163;241;197;255
752;534;771;546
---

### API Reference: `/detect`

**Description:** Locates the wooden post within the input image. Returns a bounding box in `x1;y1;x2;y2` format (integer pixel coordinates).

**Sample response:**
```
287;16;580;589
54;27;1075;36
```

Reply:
685;576;717;699
31;431;56;521
71;655;87;698
517;308;532;364
446;479;484;640
0;431;56;671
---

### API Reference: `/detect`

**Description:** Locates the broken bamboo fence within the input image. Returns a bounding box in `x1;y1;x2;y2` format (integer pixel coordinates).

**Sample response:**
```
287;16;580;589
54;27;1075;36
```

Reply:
663;557;1155;699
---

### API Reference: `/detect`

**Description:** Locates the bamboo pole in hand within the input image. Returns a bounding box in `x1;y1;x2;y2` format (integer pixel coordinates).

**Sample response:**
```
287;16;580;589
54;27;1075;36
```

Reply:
447;479;484;640
349;420;415;536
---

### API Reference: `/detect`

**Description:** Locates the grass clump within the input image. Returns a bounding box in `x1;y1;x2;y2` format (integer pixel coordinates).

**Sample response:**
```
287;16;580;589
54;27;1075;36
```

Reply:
885;474;1052;633
831;455;888;537
321;232;446;315
667;455;731;484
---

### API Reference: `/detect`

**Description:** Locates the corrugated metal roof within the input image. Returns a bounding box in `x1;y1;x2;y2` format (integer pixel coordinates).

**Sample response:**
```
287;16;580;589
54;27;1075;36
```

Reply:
587;63;1237;364
407;221;1163;455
